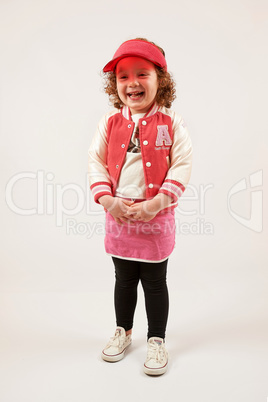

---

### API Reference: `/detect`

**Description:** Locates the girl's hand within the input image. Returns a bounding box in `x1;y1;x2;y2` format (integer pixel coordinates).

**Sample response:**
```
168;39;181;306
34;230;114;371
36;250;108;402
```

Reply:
98;195;134;224
127;200;158;222
127;193;173;222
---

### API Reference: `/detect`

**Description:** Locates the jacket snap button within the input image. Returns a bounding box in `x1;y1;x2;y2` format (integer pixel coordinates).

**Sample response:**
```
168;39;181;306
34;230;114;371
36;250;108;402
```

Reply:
143;140;148;145
148;183;153;189
128;124;131;128
142;120;147;126
121;144;125;148
146;162;151;167
116;165;119;169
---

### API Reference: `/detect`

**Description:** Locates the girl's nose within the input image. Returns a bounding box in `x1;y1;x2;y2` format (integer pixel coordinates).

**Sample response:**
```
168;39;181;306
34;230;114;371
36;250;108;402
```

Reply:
129;78;139;87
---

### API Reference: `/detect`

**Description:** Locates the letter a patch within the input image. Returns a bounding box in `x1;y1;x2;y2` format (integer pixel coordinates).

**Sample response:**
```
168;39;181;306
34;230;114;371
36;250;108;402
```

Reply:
155;125;172;146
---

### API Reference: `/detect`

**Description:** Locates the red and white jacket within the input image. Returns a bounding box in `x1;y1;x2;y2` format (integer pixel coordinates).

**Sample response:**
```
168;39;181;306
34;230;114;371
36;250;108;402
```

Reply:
88;103;193;209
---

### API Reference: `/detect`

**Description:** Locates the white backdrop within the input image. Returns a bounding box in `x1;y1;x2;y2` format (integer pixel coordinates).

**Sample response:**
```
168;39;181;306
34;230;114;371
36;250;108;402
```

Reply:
1;0;267;401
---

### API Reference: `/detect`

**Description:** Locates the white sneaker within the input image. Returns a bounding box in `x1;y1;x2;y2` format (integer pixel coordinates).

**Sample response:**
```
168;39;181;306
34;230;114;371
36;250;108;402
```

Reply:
101;327;132;362
144;337;168;375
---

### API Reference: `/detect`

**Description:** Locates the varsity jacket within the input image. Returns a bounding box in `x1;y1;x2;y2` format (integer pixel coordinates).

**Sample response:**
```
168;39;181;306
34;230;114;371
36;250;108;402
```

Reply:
88;103;193;208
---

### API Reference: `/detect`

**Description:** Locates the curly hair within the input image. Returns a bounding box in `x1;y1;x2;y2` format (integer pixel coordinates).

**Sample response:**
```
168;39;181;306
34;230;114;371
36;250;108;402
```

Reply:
102;38;176;109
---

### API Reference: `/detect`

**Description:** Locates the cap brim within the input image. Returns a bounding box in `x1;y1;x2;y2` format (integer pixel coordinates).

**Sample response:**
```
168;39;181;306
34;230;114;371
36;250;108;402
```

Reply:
103;55;166;73
102;39;167;73
103;56;126;73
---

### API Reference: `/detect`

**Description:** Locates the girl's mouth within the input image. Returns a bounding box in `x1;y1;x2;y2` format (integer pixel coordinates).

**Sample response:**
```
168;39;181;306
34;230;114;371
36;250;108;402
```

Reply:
127;91;144;100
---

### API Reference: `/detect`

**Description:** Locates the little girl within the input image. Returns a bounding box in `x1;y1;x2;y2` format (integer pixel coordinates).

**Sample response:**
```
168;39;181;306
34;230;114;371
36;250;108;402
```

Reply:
88;38;192;375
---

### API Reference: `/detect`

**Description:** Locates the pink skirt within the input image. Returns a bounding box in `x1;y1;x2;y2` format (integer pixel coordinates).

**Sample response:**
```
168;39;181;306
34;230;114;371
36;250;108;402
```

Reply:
104;211;176;262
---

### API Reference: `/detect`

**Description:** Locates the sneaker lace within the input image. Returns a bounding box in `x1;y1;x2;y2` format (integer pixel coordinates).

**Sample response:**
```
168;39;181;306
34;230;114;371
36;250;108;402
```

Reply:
107;330;125;348
147;341;165;363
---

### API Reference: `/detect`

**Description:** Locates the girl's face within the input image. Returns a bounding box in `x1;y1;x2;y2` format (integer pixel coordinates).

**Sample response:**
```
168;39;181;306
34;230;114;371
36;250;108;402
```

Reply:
115;57;159;115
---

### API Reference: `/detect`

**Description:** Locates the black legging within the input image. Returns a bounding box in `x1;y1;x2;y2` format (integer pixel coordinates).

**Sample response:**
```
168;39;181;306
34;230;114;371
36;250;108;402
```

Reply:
112;257;169;340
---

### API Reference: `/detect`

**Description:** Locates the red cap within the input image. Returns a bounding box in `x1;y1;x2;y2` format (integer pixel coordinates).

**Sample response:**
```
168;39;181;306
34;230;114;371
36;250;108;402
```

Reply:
103;39;167;72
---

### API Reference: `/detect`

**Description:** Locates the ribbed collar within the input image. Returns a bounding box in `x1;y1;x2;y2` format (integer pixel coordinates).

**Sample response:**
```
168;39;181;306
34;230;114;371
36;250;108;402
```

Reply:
121;102;159;121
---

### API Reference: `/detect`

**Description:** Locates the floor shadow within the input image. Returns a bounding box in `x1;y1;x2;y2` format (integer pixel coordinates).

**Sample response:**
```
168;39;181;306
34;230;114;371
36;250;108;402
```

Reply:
167;315;268;358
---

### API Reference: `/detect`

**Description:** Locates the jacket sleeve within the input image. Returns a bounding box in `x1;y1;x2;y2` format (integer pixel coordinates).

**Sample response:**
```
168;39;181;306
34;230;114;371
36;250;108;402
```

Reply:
158;113;193;203
88;114;113;203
